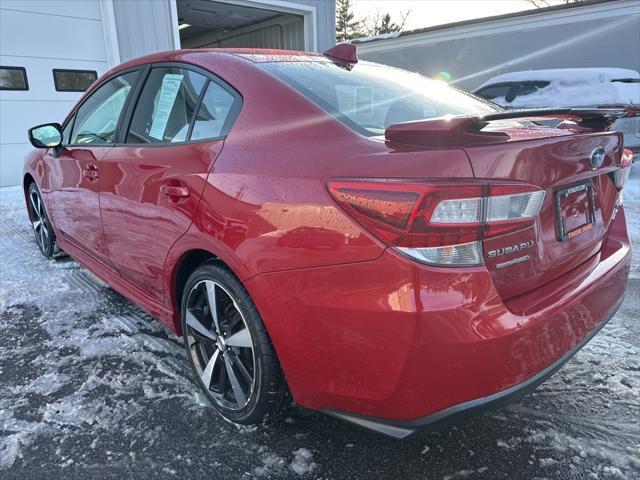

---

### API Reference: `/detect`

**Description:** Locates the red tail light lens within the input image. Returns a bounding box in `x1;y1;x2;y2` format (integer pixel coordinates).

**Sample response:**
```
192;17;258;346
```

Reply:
328;180;545;266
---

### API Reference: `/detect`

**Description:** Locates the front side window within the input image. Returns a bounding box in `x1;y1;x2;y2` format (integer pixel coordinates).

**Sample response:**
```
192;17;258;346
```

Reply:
0;66;28;91
62;113;75;145
70;71;138;145
126;68;207;144
261;61;497;137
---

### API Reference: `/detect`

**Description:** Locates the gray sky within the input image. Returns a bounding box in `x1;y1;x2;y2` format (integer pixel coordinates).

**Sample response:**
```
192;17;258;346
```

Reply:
352;0;569;32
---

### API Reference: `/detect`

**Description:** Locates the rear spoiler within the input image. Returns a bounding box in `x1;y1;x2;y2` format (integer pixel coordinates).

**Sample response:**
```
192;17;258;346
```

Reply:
385;106;640;148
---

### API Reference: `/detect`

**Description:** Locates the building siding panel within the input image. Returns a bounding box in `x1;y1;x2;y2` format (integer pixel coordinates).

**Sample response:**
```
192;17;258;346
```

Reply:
292;0;335;51
112;0;177;62
358;0;640;90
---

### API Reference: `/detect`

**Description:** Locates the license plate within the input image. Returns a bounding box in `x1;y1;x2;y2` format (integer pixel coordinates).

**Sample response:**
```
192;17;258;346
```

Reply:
555;182;595;242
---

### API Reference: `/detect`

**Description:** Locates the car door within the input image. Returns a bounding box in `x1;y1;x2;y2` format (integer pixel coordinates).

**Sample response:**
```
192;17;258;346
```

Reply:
46;70;139;265
99;64;240;302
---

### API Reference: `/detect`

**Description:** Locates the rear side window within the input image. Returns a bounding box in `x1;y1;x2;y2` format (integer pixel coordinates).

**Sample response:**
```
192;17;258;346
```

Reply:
126;68;207;144
477;81;550;103
0;66;28;91
190;81;236;140
261;62;496;137
71;71;138;145
612;78;640;84
476;84;510;100
53;69;98;92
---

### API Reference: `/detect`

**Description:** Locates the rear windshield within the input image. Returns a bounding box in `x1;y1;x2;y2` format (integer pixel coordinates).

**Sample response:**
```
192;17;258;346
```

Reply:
260;61;498;137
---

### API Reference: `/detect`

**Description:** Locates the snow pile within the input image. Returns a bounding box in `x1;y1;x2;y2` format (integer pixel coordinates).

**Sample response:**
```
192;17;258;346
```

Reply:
252;447;316;477
254;451;287;477
351;31;401;43
289;448;316;475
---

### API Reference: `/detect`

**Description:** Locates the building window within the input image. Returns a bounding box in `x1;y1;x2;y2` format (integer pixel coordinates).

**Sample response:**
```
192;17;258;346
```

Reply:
0;66;28;91
53;69;98;92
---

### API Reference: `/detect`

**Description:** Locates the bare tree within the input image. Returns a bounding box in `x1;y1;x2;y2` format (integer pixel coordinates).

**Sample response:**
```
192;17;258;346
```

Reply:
361;9;411;37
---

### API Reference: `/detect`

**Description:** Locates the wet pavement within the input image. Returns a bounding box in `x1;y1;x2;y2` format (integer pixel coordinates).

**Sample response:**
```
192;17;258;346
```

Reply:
1;166;638;479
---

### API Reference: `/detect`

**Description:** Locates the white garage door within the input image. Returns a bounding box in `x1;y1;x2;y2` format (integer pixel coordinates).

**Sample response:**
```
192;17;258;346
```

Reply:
0;1;109;186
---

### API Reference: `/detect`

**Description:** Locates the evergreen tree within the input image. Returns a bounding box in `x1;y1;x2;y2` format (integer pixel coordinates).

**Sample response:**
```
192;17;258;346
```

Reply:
378;13;399;34
336;0;361;42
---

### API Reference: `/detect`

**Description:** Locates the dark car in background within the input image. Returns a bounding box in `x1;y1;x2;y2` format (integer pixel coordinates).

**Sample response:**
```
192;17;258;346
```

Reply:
475;68;640;157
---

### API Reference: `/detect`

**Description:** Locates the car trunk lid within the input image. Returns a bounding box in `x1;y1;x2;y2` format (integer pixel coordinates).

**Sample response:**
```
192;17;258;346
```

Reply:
465;128;622;300
385;109;633;300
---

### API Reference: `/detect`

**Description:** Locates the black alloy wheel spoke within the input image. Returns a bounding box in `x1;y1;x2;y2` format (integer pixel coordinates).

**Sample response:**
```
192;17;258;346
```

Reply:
185;279;256;411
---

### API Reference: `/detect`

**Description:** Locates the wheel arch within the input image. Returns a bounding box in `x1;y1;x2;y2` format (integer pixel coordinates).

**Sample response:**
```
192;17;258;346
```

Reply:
23;172;35;190
170;248;218;334
23;173;36;207
169;246;253;335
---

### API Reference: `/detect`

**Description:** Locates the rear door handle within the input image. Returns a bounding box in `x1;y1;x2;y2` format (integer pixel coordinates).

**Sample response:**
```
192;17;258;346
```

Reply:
160;184;190;199
82;163;99;181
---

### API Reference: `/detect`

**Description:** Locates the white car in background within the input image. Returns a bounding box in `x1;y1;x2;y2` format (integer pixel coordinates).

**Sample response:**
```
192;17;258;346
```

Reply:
474;68;640;156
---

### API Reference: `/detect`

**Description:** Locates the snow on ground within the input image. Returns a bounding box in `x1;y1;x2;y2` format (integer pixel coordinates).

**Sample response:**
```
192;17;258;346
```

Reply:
0;166;638;479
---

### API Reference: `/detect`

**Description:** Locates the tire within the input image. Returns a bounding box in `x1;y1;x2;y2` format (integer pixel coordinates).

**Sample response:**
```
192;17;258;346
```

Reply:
181;261;288;424
27;182;56;259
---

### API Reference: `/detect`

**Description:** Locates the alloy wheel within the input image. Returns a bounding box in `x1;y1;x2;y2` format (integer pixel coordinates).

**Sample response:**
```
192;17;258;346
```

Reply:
185;280;256;410
29;189;50;255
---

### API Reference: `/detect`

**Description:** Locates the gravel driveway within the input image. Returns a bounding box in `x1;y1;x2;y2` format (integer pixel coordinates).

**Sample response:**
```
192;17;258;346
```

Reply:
1;166;638;480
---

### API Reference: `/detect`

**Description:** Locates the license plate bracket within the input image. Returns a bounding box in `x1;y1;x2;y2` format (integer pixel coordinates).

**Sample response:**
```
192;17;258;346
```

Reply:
555;182;595;242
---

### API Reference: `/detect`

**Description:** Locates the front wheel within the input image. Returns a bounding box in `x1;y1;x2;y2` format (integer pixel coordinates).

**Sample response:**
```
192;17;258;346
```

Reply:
181;262;288;424
27;183;56;258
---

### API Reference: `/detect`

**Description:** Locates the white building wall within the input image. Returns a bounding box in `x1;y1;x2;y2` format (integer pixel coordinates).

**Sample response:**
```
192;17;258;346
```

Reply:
0;0;110;186
287;0;335;51
111;0;180;62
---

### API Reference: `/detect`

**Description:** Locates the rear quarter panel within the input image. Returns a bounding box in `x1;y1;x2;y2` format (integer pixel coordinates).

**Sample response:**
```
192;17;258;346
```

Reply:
167;53;475;278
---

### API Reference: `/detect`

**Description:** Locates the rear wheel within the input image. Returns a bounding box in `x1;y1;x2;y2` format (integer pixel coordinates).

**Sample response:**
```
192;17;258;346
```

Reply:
181;262;288;424
27;183;56;258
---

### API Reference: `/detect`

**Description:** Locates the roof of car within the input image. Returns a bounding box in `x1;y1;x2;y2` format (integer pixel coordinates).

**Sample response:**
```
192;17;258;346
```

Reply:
214;48;327;63
102;48;331;84
116;48;326;68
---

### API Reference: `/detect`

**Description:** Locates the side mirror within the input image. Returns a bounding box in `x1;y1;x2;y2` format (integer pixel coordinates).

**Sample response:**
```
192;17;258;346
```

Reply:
28;123;63;150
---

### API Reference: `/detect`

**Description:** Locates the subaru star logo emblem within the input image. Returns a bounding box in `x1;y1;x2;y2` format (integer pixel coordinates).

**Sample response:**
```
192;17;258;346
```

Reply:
589;146;606;169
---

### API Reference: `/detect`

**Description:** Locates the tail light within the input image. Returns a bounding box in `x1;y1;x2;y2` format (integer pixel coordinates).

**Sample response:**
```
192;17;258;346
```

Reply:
328;180;545;266
612;148;634;190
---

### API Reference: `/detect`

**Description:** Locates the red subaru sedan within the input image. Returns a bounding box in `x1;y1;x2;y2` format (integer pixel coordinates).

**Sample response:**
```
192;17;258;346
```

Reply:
24;46;633;439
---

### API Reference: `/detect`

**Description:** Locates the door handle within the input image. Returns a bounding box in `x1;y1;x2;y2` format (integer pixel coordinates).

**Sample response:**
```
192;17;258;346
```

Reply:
160;184;190;199
82;163;99;181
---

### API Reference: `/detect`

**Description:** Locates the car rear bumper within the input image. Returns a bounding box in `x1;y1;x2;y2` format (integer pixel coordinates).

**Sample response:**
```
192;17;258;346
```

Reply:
321;298;621;439
245;207;631;436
